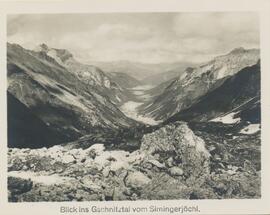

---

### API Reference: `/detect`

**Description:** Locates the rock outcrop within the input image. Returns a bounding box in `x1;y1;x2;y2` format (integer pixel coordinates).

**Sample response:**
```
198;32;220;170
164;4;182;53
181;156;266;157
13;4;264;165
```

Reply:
140;121;210;182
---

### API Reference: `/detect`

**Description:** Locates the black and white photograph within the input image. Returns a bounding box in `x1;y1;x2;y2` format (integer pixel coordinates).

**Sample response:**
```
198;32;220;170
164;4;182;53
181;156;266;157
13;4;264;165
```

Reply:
6;12;261;202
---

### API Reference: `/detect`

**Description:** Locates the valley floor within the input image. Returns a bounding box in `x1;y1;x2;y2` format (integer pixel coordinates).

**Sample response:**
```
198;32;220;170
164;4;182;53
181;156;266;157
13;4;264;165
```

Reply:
120;85;161;125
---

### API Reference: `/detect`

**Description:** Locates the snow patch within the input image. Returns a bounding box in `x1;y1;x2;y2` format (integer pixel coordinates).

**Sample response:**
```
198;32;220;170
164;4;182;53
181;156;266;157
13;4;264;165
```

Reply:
210;112;241;124
239;124;260;134
8;171;71;185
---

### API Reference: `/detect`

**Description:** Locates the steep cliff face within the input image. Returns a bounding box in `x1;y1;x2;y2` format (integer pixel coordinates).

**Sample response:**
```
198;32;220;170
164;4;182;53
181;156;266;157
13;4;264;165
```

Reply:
139;48;260;121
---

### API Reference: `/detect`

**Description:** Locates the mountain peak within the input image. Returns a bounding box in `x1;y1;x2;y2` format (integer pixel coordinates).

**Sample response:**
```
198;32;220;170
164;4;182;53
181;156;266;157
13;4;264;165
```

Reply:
34;43;73;63
229;47;247;55
40;43;49;51
34;43;49;53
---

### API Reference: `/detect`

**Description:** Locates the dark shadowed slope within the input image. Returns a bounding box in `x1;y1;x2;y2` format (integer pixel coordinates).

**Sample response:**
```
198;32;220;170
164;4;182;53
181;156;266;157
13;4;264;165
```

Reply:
7;92;66;148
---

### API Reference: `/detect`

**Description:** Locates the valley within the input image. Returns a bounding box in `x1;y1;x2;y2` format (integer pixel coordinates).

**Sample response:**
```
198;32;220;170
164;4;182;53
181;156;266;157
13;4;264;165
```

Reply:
7;43;261;201
120;85;161;125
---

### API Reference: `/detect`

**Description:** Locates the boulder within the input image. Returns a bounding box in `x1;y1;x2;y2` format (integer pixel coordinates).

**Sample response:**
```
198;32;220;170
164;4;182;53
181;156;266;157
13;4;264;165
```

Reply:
94;150;130;172
8;176;33;196
166;157;174;167
125;171;151;189
169;166;184;176
80;175;102;193
86;144;105;157
141;121;209;157
61;154;75;164
8;157;24;171
140;121;210;182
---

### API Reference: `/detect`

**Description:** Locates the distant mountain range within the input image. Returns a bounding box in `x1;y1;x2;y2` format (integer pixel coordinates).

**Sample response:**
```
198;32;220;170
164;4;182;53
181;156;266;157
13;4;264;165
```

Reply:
88;60;193;84
141;63;196;86
107;72;142;89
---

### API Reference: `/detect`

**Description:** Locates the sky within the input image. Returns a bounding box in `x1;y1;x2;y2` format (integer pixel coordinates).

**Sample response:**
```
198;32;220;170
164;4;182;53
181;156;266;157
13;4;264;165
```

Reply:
7;12;259;64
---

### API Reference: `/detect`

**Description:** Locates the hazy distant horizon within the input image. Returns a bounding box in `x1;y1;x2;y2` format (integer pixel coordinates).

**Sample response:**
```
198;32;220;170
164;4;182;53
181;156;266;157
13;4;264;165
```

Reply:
7;12;259;64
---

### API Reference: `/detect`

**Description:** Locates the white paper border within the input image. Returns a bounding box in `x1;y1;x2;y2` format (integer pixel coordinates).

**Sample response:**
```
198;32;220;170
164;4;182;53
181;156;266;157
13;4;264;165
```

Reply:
0;0;270;214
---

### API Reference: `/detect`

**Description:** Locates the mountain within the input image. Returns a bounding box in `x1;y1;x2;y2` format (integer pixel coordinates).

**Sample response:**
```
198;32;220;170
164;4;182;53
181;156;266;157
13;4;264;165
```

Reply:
107;72;141;89
139;48;260;121
166;61;260;124
7;43;138;147
7;43;261;201
7;92;66;148
35;44;131;105
88;60;191;82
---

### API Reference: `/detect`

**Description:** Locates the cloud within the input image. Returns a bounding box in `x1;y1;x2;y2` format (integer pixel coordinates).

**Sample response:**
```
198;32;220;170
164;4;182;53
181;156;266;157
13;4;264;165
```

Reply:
173;12;259;55
7;12;259;64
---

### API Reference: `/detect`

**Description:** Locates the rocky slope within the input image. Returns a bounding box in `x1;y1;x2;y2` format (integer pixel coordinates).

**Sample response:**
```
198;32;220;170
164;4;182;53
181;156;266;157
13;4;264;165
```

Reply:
35;44;132;105
167;61;260;124
7;43;138;147
7;92;66;148
139;48;260;121
8;121;260;201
